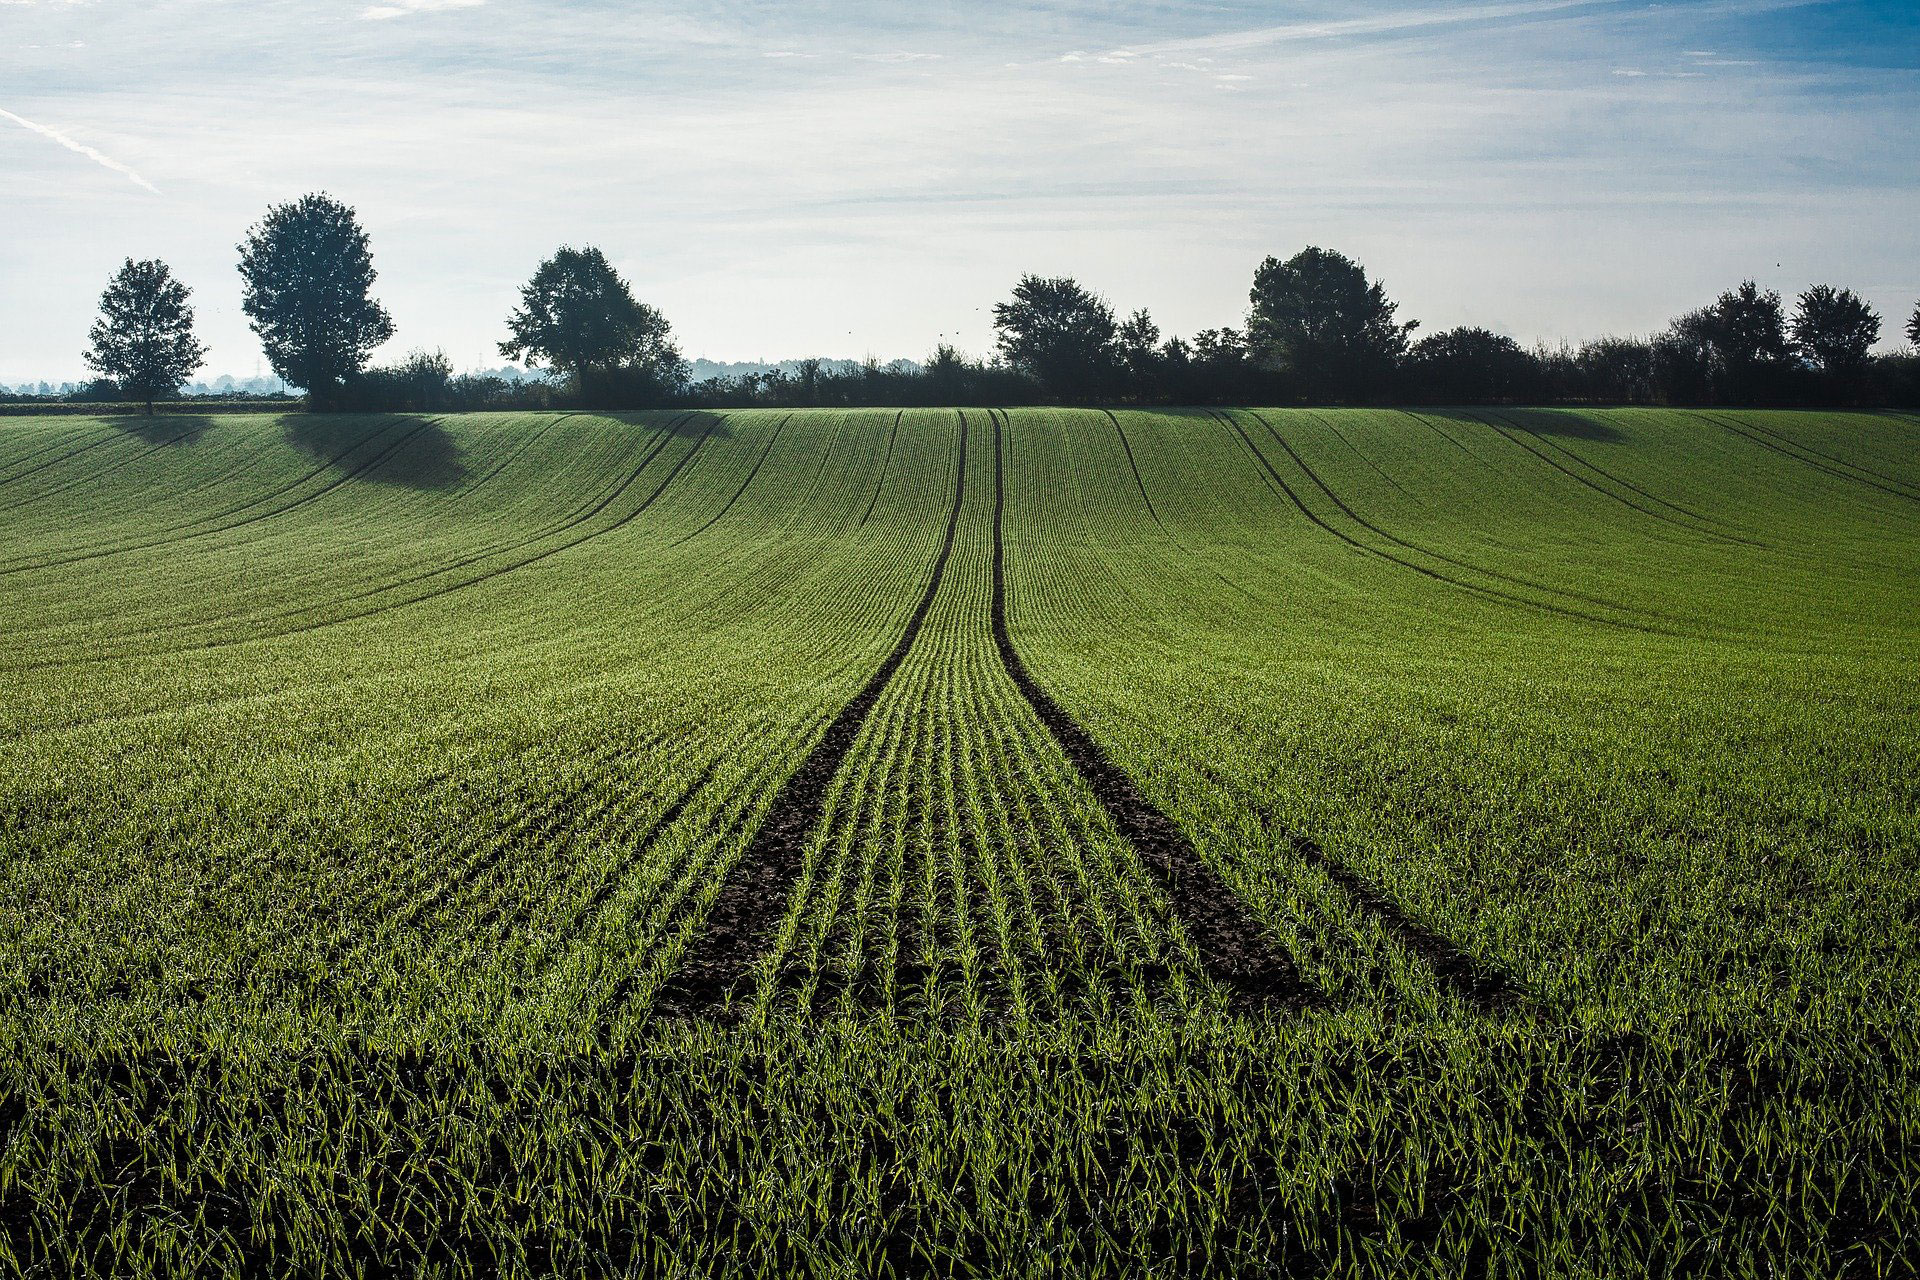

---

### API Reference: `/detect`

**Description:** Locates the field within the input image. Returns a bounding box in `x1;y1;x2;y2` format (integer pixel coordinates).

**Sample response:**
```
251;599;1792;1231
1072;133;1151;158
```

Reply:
1;406;1916;1277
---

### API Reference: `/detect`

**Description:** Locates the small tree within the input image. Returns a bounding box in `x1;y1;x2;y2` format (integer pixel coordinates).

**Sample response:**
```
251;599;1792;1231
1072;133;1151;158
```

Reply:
1791;285;1880;377
1907;302;1920;350
1117;309;1161;401
1246;247;1416;403
1404;327;1538;404
991;275;1119;401
498;246;685;406
237;193;394;410
83;259;207;414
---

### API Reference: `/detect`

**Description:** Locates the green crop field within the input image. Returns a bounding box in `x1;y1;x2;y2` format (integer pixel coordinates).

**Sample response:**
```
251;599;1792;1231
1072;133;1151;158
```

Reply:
1;406;1916;1277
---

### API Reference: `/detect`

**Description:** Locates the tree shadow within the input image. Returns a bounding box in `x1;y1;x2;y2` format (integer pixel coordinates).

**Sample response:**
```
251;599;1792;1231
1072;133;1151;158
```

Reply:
1493;408;1624;441
282;414;468;490
596;409;732;438
116;415;213;446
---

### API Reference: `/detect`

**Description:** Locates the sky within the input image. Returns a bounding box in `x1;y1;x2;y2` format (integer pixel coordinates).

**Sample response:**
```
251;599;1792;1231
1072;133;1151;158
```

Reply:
2;0;1916;383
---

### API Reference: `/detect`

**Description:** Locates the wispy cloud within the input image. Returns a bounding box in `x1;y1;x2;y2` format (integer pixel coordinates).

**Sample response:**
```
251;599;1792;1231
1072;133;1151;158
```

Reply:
0;105;157;193
1109;0;1612;58
362;0;482;20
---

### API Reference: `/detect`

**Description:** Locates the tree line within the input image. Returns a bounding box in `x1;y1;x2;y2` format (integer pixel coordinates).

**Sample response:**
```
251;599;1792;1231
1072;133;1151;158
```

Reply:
71;192;1920;414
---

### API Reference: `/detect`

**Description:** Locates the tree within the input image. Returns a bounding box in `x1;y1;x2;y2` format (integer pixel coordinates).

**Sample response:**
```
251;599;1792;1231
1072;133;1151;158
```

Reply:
341;349;455;413
82;258;207;414
1246;247;1416;403
1791;285;1879;377
991;275;1119;400
498;246;685;406
1403;327;1538;403
1907;302;1920;349
237;194;394;410
1574;337;1657;403
1117;308;1162;399
1652;309;1723;405
1698;281;1790;404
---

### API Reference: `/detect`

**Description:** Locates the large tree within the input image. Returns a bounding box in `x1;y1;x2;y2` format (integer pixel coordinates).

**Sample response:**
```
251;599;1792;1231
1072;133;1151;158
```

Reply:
1791;285;1879;377
82;258;207;414
1246;247;1416;403
498;246;685;404
237;193;394;410
1907;301;1920;349
1699;281;1790;403
991;275;1119;401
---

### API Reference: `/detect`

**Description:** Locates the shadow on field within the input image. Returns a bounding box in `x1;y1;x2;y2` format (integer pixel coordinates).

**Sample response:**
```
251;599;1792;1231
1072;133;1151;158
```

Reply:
593;409;732;439
1494;409;1623;441
117;415;213;446
282;415;468;490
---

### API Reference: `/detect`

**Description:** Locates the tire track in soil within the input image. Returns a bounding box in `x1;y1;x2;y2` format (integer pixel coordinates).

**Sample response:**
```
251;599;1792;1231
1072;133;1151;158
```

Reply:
1302;410;1417;502
1483;409;1723;524
1735;410;1920;496
669;413;791;547
0;418;218;515
0;416;430;577
1103;409;1165;530
7;417;720;674
1104;409;1261;606
0;422;127;493
659;412;970;1015
1268;823;1517;1012
194;415;693;632
1464;410;1764;545
1214;410;1681;637
989;410;1315;1014
0;422;119;487
1246;411;1693;625
1701;410;1920;506
858;410;904;527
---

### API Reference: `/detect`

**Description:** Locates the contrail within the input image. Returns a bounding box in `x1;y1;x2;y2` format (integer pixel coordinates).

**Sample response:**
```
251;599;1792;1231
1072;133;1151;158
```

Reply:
0;106;159;195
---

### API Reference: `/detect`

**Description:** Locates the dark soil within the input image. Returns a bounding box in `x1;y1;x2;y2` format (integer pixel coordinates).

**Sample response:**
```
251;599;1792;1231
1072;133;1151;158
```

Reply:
660;415;971;1014
986;411;1314;1014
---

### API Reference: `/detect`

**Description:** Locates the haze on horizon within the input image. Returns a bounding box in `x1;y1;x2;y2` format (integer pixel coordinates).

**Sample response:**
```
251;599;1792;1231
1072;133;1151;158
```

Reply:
2;0;1915;384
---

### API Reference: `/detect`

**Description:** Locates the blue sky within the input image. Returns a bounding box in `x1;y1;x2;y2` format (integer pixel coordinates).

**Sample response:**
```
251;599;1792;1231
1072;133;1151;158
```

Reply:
2;0;1915;381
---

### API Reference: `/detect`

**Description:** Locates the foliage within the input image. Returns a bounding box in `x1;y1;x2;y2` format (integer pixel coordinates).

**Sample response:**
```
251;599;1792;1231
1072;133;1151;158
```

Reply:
992;274;1120;400
499;246;686;406
1246;247;1416;403
82;259;207;413
1791;285;1880;377
1402;326;1538;403
236;194;395;411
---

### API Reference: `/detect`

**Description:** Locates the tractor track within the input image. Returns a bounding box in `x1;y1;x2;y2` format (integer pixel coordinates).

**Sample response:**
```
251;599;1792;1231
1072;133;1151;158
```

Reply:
858;410;904;527
3;417;720;672
659;412;971;1014
670;414;790;547
1248;410;1690;625
0;418;223;516
0;416;431;577
1466;410;1765;545
1702;410;1920;505
0;422;128;493
1215;410;1681;636
990;410;1315;1013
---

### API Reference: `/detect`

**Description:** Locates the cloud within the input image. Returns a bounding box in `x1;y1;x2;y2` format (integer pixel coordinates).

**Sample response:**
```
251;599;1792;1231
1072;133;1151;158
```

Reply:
362;0;481;19
1107;0;1611;58
0;106;158;194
